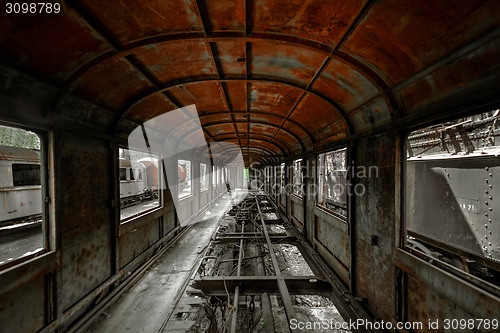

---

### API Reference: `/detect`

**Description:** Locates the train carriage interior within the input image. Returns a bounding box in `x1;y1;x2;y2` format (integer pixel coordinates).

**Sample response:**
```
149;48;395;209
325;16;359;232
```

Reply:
1;1;500;332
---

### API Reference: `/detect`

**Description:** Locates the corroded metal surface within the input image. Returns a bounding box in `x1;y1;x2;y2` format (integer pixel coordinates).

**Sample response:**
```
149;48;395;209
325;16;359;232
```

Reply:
1;0;499;166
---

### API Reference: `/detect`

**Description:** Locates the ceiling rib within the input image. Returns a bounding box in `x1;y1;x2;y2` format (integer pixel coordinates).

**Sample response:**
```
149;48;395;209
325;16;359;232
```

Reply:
207;40;242;149
198;110;315;141
65;0;121;50
195;0;212;37
180;120;306;152
116;78;347;134
264;92;306;152
204;132;290;155
245;0;253;37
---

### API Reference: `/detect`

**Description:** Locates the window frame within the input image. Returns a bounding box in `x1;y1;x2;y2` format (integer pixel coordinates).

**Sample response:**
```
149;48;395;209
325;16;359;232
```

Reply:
0;124;52;271
402;109;500;293
178;159;192;199
200;162;208;191
119;147;162;223
316;147;348;219
292;158;303;197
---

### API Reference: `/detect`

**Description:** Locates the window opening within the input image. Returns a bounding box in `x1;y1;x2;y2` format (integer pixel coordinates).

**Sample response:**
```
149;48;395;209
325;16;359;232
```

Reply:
405;109;500;287
200;163;208;190
119;148;161;221
178;159;191;198
0;124;44;267
292;159;303;196
317;148;347;217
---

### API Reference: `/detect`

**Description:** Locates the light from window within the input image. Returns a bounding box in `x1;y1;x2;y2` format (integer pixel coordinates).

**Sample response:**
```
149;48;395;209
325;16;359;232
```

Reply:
0;125;44;267
200;163;208;190
317;148;347;217
178;159;191;198
119;148;161;221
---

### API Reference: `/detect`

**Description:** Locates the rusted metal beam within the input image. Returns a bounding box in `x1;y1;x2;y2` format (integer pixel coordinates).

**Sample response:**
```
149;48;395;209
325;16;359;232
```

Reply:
203;132;290;155
199;109;315;142
214;236;296;244
255;199;301;332
179;119;306;153
65;0;121;50
116;78;346;135
264;92;306;153
195;0;212;37
193;276;332;296
244;0;253;37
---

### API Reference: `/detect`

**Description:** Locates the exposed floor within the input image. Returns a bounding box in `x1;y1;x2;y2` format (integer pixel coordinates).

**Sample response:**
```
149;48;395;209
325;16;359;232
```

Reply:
85;194;235;333
85;191;351;333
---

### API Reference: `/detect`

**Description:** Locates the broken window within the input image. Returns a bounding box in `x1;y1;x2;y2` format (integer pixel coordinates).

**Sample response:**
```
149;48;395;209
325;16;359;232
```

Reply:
317;148;347;217
405;109;500;287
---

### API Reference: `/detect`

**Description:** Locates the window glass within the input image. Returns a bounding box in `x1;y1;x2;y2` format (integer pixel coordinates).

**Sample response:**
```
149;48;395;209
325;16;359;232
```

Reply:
280;163;285;192
212;165;216;186
405;109;500;286
200;163;208;190
292;159;303;196
178;159;191;198
0;124;44;266
317;148;347;217
119;148;161;221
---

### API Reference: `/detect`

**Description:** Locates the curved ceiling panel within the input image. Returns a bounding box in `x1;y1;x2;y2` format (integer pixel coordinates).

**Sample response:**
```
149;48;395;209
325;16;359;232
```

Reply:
348;97;391;133
253;0;367;46
249;82;302;115
1;0;498;166
251;40;327;87
71;57;155;112
0;10;111;82
290;93;346;142
79;0;205;45
343;0;500;85
311;57;380;113
167;81;228;113
132;41;218;84
126;93;178;124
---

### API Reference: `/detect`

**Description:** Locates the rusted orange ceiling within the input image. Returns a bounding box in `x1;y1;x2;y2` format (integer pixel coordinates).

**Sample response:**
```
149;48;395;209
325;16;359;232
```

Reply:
1;0;499;165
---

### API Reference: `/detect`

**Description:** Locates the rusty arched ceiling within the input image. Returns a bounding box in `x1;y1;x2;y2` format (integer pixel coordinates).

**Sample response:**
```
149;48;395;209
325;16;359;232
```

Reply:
1;0;499;165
